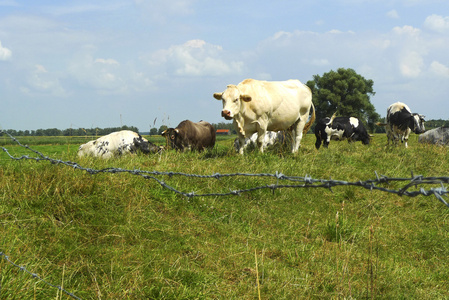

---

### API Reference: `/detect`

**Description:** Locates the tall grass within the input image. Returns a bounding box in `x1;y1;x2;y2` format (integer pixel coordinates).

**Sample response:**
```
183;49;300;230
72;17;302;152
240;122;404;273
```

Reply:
1;134;449;299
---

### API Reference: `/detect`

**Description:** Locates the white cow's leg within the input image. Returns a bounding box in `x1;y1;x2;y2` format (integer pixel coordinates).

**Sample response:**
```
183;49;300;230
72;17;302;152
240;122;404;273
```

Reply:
294;131;303;153
292;118;306;153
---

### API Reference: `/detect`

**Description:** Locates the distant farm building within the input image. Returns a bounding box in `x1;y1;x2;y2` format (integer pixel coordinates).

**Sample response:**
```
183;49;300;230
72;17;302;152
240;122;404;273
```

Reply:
216;129;230;135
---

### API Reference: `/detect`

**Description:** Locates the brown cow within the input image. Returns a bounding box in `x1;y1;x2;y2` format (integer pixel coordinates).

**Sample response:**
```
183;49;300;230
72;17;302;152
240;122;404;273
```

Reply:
161;120;216;151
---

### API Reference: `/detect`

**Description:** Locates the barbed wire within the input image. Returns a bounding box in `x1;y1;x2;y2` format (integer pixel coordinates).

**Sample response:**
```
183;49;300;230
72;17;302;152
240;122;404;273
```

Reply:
0;252;82;299
1;130;448;205
1;130;449;298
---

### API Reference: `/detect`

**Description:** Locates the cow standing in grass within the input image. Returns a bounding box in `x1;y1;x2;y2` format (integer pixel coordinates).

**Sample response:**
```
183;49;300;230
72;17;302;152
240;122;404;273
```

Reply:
376;102;425;148
213;78;315;154
162;120;216;151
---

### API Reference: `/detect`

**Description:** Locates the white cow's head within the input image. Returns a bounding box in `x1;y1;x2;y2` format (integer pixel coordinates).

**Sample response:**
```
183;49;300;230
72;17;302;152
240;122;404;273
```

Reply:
77;140;96;157
412;113;426;134
213;84;251;120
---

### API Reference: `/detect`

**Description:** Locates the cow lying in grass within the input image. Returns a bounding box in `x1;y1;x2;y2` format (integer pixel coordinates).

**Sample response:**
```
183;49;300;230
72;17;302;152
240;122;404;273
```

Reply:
78;130;161;159
162;120;216;152
234;131;285;152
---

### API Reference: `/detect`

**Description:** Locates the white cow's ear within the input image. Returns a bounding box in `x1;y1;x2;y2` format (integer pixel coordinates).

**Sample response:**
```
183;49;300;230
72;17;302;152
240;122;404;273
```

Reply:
240;94;252;102
213;93;223;100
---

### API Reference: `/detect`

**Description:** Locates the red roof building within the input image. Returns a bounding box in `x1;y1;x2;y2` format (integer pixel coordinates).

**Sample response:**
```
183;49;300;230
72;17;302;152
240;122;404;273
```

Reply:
216;129;230;135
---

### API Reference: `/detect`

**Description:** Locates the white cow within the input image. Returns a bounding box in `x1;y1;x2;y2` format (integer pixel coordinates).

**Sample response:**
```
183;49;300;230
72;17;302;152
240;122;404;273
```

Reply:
376;102;425;148
234;131;285;152
78;130;160;159
213;79;315;154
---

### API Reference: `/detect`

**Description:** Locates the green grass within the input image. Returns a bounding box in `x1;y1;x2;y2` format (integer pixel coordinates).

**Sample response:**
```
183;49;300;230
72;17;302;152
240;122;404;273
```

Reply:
1;133;449;299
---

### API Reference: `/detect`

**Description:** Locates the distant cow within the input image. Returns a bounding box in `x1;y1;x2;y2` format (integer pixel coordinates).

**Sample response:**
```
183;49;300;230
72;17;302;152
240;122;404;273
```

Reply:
77;130;161;159
376;102;425;148
161;120;216;151
315;115;370;149
418;127;449;146
213;78;315;154
234;131;285;152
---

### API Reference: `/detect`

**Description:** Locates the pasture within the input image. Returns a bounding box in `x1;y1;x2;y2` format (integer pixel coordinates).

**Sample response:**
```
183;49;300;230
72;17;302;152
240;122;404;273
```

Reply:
1;133;449;299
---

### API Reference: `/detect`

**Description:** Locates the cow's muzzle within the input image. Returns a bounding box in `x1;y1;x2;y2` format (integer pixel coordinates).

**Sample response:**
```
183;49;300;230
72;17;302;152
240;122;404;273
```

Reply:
221;110;232;120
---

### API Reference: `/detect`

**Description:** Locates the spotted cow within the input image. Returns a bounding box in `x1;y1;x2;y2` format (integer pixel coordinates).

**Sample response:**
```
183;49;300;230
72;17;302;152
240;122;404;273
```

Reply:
77;130;161;159
376;102;425;148
314;115;370;149
234;131;285;152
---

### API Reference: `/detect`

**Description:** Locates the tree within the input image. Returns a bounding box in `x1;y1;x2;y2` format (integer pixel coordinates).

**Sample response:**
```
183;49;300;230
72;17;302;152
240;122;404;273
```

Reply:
149;128;158;135
158;125;168;135
306;68;380;132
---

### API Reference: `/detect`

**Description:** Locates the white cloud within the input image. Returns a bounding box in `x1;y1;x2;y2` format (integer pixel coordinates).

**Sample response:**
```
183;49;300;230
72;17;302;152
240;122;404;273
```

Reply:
35;64;47;73
392;25;421;37
94;58;120;65
22;64;67;97
68;50;154;94
328;29;346;34
399;51;424;78
69;54;126;93
430;61;449;77
0;41;12;60
424;14;449;33
386;9;399;19
146;39;244;77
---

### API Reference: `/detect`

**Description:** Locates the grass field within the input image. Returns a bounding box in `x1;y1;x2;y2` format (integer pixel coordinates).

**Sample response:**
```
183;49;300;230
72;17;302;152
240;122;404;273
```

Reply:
1;132;449;299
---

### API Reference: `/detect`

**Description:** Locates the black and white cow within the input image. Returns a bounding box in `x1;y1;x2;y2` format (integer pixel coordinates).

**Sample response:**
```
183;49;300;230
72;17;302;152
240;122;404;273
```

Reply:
234;131;285;152
78;130;161;159
376;102;425;148
315;115;370;149
418;127;449;146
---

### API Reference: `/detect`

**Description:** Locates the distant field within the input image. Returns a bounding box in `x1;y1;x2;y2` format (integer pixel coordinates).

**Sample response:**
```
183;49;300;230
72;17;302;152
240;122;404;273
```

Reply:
1;132;449;299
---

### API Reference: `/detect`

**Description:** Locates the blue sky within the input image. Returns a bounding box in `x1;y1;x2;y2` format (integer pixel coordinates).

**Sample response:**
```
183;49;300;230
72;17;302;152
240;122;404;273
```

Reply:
0;0;448;131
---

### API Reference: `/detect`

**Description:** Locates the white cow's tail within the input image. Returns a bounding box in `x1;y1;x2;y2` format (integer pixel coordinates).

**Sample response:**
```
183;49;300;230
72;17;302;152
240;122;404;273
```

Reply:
303;103;316;135
327;112;337;125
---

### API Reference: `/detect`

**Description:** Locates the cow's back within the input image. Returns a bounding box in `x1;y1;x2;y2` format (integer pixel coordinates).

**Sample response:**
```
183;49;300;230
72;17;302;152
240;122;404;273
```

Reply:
177;120;215;151
192;121;216;150
78;130;143;158
238;79;312;132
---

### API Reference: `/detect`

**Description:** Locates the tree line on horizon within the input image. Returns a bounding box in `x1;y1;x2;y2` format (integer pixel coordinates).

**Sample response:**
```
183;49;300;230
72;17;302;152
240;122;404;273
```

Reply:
2;68;447;137
1;123;236;137
4;119;449;137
